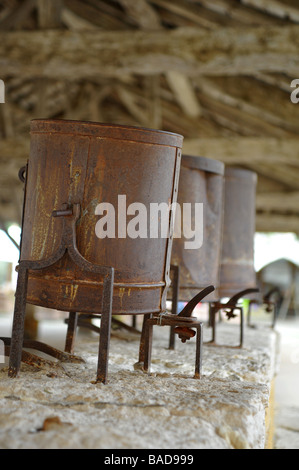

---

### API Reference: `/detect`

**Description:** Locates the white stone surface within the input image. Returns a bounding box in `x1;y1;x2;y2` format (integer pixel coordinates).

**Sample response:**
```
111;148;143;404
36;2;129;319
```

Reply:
0;321;278;449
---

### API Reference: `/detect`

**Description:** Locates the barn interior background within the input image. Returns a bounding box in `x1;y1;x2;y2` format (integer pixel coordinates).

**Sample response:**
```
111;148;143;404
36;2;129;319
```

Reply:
0;0;298;450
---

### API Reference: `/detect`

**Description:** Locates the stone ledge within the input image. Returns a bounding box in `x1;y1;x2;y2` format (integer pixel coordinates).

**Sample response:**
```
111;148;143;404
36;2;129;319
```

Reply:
0;322;278;449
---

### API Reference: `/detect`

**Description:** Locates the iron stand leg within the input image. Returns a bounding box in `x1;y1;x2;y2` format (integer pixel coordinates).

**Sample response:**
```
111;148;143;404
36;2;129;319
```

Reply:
96;271;114;384
272;303;277;329
138;313;151;364
8;267;28;377
169;265;179;350
194;323;203;379
239;307;244;348
143;319;153;374
65;312;78;354
210;304;216;343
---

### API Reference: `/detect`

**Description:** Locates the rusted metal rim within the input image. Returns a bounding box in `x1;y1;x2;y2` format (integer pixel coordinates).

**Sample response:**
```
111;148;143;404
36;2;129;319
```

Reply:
225;166;257;182
182;154;224;175
30;119;184;147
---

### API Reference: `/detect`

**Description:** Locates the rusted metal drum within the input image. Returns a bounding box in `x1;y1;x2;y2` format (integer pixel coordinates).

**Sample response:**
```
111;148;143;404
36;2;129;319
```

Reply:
219;167;257;298
170;154;225;302
21;119;183;315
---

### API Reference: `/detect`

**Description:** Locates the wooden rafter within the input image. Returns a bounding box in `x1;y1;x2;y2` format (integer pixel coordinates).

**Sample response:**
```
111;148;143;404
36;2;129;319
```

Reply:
1;26;299;79
240;0;299;23
256;214;299;233
182;138;299;166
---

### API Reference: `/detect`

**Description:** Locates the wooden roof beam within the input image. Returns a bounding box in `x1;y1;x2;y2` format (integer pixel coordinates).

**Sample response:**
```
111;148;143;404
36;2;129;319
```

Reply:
256;213;299;233
182;137;299;166
240;0;299;23
1;26;299;79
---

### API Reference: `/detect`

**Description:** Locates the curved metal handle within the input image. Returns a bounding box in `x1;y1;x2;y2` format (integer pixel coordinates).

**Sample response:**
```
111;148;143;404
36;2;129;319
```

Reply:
178;285;215;318
264;287;280;302
226;288;259;306
18;166;27;183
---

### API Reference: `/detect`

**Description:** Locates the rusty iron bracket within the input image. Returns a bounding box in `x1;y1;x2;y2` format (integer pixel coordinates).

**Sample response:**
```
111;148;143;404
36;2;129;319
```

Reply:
247;287;279;329
206;288;259;348
64;314;141;338
0;337;84;372
142;313;203;379
8;202;114;384
168;264;214;350
138;276;214;378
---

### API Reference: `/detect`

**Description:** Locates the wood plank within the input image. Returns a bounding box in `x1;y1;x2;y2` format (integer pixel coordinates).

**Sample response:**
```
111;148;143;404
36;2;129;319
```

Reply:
118;0;162;30
166;71;201;118
190;0;287;25
182;137;299;166
240;0;299;23
247;162;299;189
0;0;36;31
1;26;299;78
37;0;63;29
256;192;299;212
196;78;299;135
150;0;220;29
256;214;299;233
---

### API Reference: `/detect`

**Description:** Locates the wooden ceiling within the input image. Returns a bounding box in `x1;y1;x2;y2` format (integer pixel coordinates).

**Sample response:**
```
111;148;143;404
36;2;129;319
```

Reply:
0;0;299;234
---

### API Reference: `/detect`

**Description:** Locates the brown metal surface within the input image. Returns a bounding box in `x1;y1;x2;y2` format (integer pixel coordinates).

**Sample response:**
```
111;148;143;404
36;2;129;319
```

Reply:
170;154;224;302
21;119;183;316
219;167;258;298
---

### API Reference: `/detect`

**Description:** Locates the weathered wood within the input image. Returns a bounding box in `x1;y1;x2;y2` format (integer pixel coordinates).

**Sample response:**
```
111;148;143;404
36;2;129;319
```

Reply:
118;0;162;30
37;0;63;29
61;8;99;30
0;0;36;31
150;0;219;29
240;0;299;23
197;90;294;137
256;214;299;233
64;0;129;30
182;138;299;166
190;0;286;25
166;71;201;118
1;26;299;79
145;76;162;129
256;192;299;212
247;162;299;189
0;138;29;161
196;78;299;135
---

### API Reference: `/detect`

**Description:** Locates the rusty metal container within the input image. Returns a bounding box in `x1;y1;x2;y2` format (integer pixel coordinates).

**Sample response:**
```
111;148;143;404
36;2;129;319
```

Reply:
21;119;183;315
219;167;257;298
170;154;225;302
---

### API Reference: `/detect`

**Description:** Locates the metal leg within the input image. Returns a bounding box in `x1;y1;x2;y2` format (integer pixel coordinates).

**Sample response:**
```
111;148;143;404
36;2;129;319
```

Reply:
194;323;203;379
8;267;28;378
169;265;179;350
210;304;216;344
239;307;244;348
65;312;78;354
143;318;153;374
272;303;277;329
208;303;213;327
96;270;114;384
138;313;151;364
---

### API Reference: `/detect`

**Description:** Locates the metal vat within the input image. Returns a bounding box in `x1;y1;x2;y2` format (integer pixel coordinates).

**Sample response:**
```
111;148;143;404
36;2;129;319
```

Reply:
219;167;257;298
170;154;224;302
21;119;183;315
